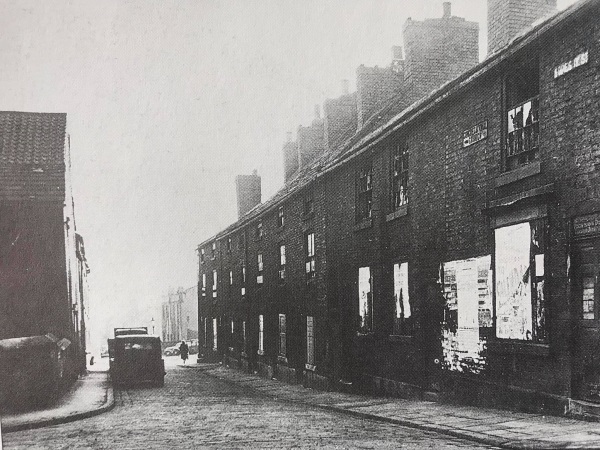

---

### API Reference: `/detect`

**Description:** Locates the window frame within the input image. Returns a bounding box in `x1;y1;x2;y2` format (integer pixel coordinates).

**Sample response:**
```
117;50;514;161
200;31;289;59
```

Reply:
303;190;314;216
356;163;373;222
258;314;265;355
305;232;316;280
257;253;264;284
278;206;285;228
391;142;409;211
212;269;218;298
279;244;286;282
358;266;373;333
306;316;315;368
278;314;287;358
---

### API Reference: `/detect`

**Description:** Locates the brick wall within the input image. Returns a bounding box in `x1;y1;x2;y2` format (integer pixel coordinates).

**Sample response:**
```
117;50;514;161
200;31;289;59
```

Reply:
488;0;557;54
403;15;478;96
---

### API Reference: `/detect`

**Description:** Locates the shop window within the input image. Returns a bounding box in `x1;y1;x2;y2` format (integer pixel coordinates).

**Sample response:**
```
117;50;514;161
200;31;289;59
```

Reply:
356;164;373;221
212;270;218;298
391;143;409;210
257;253;263;284
504;59;540;171
582;276;596;320
393;262;412;335
358;267;373;333
278;206;285;228
278;314;287;357
203;317;208;348
213;318;218;351
303;191;314;216
279;244;286;281
494;220;546;342
306;316;315;367
305;232;316;279
258;314;264;354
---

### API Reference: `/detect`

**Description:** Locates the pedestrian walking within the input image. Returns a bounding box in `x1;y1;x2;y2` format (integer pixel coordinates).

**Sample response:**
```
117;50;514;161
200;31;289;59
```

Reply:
179;340;189;364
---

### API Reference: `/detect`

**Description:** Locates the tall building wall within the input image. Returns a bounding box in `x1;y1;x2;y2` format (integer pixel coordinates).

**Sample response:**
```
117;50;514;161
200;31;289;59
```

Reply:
488;0;557;54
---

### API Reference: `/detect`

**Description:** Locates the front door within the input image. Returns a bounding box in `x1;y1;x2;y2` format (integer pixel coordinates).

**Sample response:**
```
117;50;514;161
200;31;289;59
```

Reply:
572;239;600;401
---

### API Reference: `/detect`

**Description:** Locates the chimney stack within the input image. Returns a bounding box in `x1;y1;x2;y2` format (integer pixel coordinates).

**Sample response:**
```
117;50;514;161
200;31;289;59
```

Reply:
286;131;293;142
443;2;451;18
314;104;321;121
341;79;350;95
235;173;261;219
487;0;557;54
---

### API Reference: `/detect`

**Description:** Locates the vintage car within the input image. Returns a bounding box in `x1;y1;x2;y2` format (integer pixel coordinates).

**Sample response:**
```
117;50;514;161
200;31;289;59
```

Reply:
108;333;165;387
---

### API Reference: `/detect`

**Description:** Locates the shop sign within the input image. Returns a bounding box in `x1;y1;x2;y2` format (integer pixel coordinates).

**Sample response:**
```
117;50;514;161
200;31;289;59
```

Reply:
462;120;488;147
574;212;600;237
554;50;589;79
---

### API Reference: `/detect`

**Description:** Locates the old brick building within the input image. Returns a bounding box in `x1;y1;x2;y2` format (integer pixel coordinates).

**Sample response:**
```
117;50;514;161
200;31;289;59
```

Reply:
198;0;600;417
0;111;89;394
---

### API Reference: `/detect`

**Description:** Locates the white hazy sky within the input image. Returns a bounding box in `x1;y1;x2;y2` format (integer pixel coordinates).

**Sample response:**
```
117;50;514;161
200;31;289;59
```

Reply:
0;0;577;348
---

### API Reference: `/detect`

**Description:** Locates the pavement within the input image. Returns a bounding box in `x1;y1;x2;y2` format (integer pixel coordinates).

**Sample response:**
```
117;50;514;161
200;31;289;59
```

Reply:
0;366;114;433
5;360;600;449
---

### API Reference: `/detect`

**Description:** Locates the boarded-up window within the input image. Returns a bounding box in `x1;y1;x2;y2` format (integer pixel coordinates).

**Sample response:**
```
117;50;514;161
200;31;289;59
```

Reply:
306;316;315;366
358;267;373;332
442;256;492;373
278;314;286;357
393;262;412;335
213;318;218;351
258;314;264;354
495;221;546;341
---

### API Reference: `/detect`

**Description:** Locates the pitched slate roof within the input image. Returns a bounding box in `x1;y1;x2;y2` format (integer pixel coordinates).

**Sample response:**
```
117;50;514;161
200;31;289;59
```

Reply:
199;0;597;247
0;111;68;200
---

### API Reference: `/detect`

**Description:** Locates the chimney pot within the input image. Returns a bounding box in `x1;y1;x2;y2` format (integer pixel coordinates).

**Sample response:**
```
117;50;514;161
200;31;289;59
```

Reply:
341;79;350;95
443;2;451;18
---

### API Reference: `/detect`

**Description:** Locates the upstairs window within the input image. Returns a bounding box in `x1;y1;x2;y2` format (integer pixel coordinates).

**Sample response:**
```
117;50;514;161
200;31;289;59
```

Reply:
279;244;286;281
356;164;373;221
212;270;218;298
211;242;217;259
505;59;540;171
303;191;314;216
391;143;409;210
305;232;316;279
229;270;233;286
200;248;205;263
278;206;285;228
227;237;232;253
201;273;206;297
257;253;263;284
241;263;246;295
256;222;263;240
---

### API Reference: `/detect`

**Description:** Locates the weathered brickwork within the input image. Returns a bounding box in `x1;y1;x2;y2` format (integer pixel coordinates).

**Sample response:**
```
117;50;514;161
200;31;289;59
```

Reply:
198;0;600;415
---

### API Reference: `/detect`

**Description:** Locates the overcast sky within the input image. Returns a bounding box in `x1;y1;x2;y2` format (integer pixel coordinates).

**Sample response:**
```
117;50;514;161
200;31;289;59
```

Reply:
0;0;577;349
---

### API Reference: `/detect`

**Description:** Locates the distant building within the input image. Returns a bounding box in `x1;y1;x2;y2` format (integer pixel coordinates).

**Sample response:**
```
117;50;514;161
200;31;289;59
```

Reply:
0;111;89;379
162;286;198;344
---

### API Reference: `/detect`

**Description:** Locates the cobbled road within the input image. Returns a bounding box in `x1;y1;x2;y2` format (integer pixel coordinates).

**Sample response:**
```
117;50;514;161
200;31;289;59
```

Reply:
3;360;497;449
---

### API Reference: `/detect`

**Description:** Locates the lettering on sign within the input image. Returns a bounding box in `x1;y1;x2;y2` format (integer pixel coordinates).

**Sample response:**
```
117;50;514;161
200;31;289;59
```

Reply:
554;50;589;79
573;212;600;237
462;120;488;148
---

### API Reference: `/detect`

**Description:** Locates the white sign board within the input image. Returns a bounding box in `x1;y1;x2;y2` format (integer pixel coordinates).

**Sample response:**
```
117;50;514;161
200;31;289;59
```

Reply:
554;50;589;79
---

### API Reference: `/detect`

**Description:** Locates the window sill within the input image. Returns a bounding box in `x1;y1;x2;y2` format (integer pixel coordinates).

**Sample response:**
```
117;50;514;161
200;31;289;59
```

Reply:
353;218;373;232
495;161;541;187
388;334;414;344
305;363;316;371
386;204;408;222
278;355;288;364
486;340;549;357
